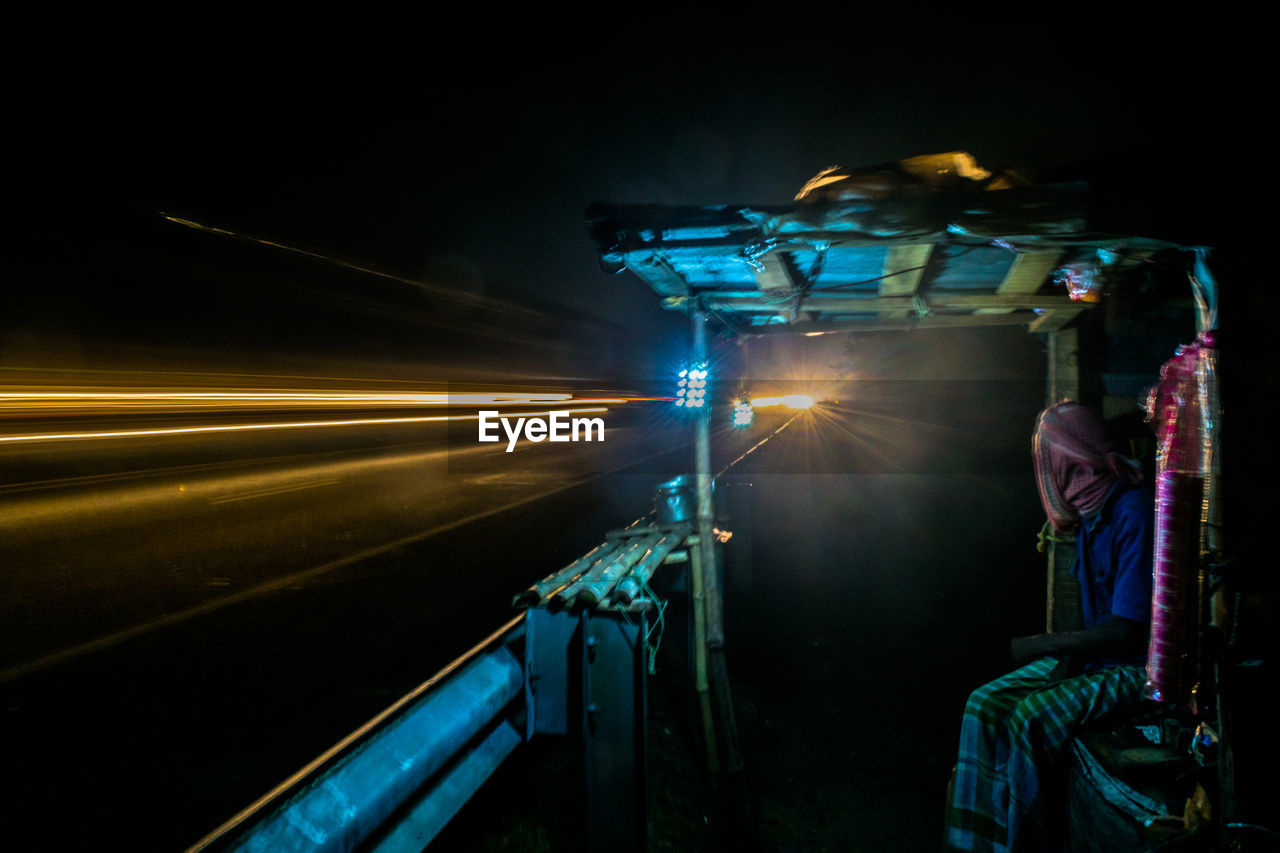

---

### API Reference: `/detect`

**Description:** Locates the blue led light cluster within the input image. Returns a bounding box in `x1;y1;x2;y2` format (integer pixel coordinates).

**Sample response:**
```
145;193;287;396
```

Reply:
675;364;710;409
731;399;753;427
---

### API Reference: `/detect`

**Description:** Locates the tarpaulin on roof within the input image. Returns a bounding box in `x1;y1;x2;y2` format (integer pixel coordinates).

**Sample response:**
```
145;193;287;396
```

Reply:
587;151;1195;336
767;150;1087;242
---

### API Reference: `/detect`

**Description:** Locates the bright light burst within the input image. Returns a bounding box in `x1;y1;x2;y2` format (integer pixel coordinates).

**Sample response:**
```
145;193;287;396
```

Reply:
750;394;815;410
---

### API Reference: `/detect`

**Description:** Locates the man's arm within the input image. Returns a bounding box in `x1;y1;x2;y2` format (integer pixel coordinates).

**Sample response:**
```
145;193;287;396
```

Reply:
1010;615;1148;667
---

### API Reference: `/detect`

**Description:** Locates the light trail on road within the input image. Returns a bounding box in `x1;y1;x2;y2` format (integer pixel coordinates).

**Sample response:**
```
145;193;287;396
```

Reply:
0;389;637;413
0;407;611;445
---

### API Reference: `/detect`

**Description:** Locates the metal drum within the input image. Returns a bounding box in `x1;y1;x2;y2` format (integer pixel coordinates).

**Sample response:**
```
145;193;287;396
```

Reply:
654;475;693;523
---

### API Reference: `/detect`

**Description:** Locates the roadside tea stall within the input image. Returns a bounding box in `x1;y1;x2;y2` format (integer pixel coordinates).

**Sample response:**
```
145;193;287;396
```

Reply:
586;151;1264;850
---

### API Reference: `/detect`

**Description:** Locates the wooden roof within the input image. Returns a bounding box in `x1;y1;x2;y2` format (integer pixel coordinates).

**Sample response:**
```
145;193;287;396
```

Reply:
586;152;1188;337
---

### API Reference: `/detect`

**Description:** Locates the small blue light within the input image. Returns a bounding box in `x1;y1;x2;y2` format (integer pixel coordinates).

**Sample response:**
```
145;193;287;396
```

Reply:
674;362;711;412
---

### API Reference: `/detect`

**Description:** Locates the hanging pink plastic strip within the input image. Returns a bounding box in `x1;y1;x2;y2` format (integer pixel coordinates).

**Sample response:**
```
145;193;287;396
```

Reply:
1144;336;1211;708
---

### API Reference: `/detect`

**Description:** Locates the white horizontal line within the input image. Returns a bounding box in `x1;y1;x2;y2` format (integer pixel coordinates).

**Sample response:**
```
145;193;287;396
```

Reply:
0;408;609;445
208;479;341;505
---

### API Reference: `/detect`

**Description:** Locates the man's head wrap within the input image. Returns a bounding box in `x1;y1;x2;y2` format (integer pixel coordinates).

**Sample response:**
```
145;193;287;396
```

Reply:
1033;401;1142;533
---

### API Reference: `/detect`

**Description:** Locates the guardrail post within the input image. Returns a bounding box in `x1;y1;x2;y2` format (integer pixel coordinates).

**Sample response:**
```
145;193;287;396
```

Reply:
583;610;646;853
525;607;646;853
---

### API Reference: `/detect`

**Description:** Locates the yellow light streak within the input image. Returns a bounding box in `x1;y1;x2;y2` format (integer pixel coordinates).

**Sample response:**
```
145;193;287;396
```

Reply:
1;392;573;401
0;391;638;407
0;408;609;445
749;394;815;410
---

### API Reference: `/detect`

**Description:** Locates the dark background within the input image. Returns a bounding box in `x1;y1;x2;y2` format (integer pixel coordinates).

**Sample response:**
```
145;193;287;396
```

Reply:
7;22;1253;377
3;18;1269;852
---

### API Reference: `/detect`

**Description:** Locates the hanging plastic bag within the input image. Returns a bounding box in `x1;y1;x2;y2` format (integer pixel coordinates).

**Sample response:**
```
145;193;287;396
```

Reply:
1143;335;1212;709
1054;259;1102;303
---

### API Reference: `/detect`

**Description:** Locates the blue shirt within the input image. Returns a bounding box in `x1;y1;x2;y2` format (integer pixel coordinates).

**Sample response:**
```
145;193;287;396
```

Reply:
1072;483;1154;629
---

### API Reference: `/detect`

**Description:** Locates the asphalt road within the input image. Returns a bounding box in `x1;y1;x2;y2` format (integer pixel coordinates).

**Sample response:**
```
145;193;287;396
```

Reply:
0;380;814;851
0;383;701;848
0;378;1039;851
1;405;669;675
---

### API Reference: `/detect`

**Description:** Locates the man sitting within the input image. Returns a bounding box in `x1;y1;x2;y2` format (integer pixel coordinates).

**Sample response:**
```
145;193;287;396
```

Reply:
945;400;1153;852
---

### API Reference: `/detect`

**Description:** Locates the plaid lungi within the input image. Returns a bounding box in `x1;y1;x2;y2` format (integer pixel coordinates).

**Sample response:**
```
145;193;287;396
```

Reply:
945;657;1146;852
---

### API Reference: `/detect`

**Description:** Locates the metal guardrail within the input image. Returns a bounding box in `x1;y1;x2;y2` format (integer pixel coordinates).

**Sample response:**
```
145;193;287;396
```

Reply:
188;615;527;853
190;518;688;852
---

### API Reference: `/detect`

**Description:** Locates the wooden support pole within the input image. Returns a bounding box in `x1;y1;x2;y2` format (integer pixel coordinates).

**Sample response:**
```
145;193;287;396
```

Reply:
692;311;721;647
691;308;743;773
688;538;718;773
1187;251;1233;819
1045;327;1082;634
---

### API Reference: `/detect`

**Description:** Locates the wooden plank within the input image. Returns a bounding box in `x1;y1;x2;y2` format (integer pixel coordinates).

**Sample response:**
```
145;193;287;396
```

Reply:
625;251;691;298
977;250;1063;314
753;253;794;294
880;244;933;296
1029;307;1087;333
751;253;799;322
744;313;1037;335
879;244;933;320
710;293;1086;312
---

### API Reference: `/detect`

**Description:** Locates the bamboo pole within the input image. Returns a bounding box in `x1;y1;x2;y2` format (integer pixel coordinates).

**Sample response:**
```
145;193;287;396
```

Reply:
691;307;743;773
1045;327;1081;634
568;532;663;608
512;540;622;608
693;311;722;647
688;537;718;772
1189;251;1233;819
610;528;689;608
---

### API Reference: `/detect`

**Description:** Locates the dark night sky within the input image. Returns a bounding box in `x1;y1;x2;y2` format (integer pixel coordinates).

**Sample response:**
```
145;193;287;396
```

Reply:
5;22;1257;381
3;27;1278;853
